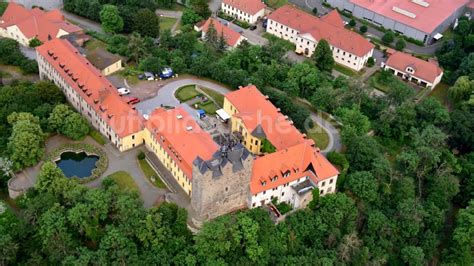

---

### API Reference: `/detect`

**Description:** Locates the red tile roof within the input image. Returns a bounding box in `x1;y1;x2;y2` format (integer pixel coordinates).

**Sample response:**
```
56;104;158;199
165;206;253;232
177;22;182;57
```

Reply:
250;139;339;194
225;85;307;150
222;0;266;15
268;5;374;57
201;18;243;47
0;2;82;42
350;0;469;34
320;9;345;28
146;107;219;178
385;51;443;83
36;39;144;138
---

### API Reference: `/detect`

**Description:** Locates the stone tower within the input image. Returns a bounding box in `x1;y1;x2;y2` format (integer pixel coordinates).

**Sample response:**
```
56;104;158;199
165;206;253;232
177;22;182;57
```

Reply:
191;143;253;220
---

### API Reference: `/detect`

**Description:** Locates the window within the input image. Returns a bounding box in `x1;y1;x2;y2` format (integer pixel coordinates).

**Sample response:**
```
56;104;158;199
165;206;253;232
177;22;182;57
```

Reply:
282;192;285;196
322;181;325;187
263;190;266;195
320;189;324;194
132;135;135;140
261;181;266;186
225;187;229;192
330;178;333;184
252;202;256;207
271;176;278;182
283;171;290;178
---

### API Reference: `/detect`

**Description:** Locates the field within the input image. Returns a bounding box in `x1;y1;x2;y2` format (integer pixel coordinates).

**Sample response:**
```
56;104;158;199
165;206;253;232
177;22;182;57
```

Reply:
107;171;139;192
265;0;288;9
160;17;178;32
428;82;451;108
138;158;167;188
176;85;200;102
306;123;330;150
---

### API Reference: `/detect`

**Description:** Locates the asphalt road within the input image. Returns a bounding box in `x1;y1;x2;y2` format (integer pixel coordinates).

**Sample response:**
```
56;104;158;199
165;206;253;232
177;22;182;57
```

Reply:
134;77;341;153
61;9;104;33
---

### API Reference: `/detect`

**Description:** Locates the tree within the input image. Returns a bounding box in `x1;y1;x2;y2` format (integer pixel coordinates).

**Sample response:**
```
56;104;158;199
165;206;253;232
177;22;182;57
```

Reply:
395;38;406;51
48;104;89;140
7;114;45;169
359;25;367;33
449;76;474;104
382;31;395;44
312;7;318;14
401;246;425;266
345;135;383;171
312;39;334;72
132;9;160;38
189;0;211;18
100;4;124;33
29;38;42;48
128;32;148;63
181;8;203;26
217;31;228;53
205;20;218;48
349;19;356;27
347;171;378;203
139;56;165;73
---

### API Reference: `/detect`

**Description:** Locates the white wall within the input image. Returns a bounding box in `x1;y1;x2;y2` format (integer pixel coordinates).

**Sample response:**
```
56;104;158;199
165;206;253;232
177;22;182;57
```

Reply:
221;2;264;24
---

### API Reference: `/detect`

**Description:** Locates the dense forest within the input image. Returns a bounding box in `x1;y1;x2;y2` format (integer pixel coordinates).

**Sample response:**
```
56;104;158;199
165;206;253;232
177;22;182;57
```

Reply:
0;8;473;264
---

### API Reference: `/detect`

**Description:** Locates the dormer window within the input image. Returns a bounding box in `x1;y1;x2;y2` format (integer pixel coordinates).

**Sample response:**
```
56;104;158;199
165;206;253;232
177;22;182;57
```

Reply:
59;63;65;68
283;170;290;178
78;83;84;89
47;50;53;56
99;106;107;112
108;114;113;119
406;67;415;74
52;55;58;60
94;99;99;104
271;176;278;182
86;92;92;97
261;181;266;186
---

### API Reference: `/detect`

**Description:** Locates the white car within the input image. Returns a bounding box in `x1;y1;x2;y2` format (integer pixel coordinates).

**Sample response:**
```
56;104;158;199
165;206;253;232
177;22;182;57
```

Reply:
117;87;130;95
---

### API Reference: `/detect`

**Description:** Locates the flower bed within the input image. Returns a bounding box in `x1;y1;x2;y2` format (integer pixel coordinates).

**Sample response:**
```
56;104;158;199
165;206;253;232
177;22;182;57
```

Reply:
45;143;108;183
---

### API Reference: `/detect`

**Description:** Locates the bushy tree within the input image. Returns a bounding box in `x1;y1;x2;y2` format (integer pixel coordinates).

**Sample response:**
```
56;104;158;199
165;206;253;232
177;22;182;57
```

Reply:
382;31;395;44
181;8;203;26
100;4;124;33
395;38;406;51
48;104;89;140
359;25;368;33
29;38;43;48
312;39;334;72
132;9;160;38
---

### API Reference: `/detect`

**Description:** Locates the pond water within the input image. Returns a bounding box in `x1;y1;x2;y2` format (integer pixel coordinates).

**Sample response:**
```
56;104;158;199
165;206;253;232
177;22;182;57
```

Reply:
55;151;99;178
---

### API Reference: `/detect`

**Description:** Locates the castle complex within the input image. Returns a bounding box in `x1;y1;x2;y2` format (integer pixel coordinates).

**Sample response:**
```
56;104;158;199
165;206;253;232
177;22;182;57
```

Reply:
37;38;338;220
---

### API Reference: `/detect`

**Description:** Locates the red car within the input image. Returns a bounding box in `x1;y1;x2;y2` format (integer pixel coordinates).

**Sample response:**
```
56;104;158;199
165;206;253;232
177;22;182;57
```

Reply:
128;97;141;105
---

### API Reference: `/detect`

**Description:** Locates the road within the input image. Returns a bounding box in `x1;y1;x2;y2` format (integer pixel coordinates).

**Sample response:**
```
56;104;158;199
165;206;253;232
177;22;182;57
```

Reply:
134;77;341;153
61;9;104;33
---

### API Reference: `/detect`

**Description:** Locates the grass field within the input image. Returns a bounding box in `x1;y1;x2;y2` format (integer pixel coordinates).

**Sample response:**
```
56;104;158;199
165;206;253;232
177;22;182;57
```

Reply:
160;17;178;32
200;87;225;106
429;82;451;108
306;123;330;150
333;63;360;77
265;0;288;9
138;158;166;188
89;130;106;145
84;38;107;52
176;85;200;102
107;171;139;192
368;72;391;93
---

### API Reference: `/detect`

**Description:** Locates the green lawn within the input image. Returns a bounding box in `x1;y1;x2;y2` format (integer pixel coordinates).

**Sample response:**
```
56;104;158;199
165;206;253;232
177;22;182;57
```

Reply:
84;38;107;52
197;101;219;114
175;85;200;102
368;72;391;93
265;0;288;9
89;130;106;145
160;17;178;32
429;82;451;107
138;158;167;188
200;87;225;106
306;123;330;150
107;171;139;192
333;63;360;77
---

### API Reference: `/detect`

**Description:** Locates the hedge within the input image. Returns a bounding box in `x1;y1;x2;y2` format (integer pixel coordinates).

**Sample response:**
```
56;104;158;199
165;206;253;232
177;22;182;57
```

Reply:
46;143;108;183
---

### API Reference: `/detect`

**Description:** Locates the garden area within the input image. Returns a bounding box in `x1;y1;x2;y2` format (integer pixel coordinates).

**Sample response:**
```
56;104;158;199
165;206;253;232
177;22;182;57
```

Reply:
264;0;288;9
137;153;166;188
306;123;330;150
175;85;224;114
106;171;139;192
160;17;178;32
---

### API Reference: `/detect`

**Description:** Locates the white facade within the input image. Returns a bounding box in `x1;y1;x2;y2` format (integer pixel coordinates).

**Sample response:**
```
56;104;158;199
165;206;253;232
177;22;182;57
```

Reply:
36;51;138;151
221;2;265;24
0;25;31;46
249;175;337;208
381;62;443;89
266;18;373;71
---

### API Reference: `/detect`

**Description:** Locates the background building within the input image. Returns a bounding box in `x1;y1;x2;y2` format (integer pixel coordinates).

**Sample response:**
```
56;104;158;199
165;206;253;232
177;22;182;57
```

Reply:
221;0;266;24
325;0;469;44
267;5;374;71
195;18;246;49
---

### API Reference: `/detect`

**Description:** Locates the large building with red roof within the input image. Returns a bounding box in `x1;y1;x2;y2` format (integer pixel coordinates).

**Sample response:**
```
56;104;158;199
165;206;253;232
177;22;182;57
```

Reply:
326;0;469;44
382;50;443;89
36;38;338;219
0;2;82;46
221;0;266;24
36;39;145;151
266;5;374;71
195;18;246;48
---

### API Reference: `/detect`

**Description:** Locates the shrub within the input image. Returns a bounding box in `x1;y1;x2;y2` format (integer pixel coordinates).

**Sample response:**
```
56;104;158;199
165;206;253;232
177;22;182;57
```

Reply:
367;57;375;67
137;151;146;160
312;7;318;14
360;25;368;33
382;31;395;44
89;130;106;145
349;19;356;27
28;38;42;48
396;38;406;51
233;19;250;29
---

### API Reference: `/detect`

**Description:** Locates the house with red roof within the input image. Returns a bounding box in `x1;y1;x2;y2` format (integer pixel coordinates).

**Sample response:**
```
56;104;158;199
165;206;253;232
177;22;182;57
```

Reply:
195;18;246;48
36;39;145;151
382;51;443;89
266;5;374;71
0;2;82;46
326;0;469;44
223;85;339;208
221;0;266;24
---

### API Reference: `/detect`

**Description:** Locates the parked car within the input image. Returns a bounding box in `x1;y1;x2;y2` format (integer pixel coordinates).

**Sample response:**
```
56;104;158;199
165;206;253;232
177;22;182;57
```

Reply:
249;25;257;31
138;74;145;80
144;72;155;81
117;87;130;95
129;97;141;104
159;67;174;79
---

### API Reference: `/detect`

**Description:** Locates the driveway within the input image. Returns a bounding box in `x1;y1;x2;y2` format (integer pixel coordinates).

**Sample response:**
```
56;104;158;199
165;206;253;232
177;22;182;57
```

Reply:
135;76;342;152
61;9;104;33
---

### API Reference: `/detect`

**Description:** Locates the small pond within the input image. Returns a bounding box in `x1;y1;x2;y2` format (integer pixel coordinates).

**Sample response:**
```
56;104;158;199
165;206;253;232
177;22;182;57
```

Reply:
55;151;99;178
